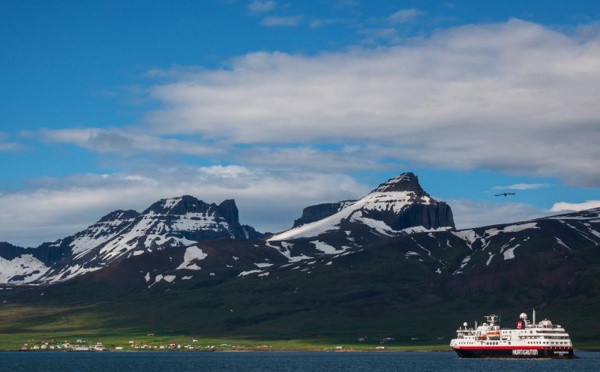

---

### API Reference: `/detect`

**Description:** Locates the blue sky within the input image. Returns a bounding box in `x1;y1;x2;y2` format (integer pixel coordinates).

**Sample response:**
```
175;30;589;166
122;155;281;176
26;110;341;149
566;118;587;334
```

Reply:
1;0;599;247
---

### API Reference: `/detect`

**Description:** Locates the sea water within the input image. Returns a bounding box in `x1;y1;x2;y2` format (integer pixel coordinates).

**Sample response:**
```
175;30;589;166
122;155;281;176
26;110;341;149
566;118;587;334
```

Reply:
0;351;599;372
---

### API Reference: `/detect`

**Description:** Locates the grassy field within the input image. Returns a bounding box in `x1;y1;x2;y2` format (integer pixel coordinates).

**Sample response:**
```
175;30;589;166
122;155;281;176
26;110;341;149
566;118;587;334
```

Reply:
0;328;451;352
2;287;600;351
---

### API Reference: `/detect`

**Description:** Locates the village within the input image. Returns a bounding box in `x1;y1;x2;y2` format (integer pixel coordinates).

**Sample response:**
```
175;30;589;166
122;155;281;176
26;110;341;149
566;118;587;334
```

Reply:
18;338;268;352
20;339;107;352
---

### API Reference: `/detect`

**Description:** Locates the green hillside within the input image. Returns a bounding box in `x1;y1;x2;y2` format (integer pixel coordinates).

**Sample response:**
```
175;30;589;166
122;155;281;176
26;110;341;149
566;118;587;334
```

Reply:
2;230;599;351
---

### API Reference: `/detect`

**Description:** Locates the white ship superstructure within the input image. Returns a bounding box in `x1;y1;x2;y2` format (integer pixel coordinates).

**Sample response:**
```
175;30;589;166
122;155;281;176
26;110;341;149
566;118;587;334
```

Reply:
450;311;574;358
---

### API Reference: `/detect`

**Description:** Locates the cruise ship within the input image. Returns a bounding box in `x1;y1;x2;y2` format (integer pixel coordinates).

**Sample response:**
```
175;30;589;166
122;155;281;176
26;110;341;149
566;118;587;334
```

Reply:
450;311;574;358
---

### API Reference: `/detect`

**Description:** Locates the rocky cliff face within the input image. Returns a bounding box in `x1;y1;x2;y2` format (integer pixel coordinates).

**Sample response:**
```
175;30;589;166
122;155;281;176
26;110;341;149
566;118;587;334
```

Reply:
363;172;455;231
273;172;455;242
292;201;357;228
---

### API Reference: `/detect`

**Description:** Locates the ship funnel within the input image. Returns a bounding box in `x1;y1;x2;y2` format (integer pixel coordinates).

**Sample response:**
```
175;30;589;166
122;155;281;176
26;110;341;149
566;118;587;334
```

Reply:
520;312;527;320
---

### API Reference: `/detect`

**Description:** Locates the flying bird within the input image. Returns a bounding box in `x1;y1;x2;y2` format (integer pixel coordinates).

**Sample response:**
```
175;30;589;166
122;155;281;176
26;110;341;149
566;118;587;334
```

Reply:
495;192;516;197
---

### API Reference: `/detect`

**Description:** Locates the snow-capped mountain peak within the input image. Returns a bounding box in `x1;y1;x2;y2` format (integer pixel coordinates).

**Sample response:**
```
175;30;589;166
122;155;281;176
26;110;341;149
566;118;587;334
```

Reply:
370;172;427;195
269;172;454;241
16;196;261;284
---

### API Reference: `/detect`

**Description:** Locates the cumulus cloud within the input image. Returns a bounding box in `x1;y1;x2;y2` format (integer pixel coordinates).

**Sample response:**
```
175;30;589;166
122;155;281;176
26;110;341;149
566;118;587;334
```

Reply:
551;200;600;212
0;132;23;152
493;183;547;191
39;128;220;156
144;19;600;187
389;8;425;23
11;19;598;246
248;0;276;15
0;166;367;247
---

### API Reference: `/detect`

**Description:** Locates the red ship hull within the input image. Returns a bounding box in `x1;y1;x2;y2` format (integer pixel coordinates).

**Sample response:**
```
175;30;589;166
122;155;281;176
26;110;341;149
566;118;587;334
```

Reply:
452;346;574;359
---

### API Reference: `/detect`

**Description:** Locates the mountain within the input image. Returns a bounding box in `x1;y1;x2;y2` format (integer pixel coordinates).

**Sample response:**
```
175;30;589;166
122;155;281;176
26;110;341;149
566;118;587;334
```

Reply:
2;207;598;342
283;172;455;239
265;172;455;261
0;196;263;284
1;172;599;343
0;172;453;285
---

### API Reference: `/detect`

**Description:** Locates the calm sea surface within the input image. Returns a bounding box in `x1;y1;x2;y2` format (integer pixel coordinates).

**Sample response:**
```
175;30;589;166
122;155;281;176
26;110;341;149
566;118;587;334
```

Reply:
1;351;599;372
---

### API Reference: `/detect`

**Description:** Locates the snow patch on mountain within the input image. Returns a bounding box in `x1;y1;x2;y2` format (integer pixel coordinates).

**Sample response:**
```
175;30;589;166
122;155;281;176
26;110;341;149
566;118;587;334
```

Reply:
176;246;207;270
91;198;237;264
453;255;472;275
266;241;313;262
403;226;452;234
0;254;48;284
238;269;264;277
71;228;121;258
503;245;519;260
485;222;539;237
486;253;495;266
311;241;346;254
555;237;571;250
269;189;423;241
67;210;139;259
351;212;394;236
452;230;479;249
254;262;273;268
163;275;176;283
147;273;176;287
48;264;102;283
163;197;182;209
173;212;227;233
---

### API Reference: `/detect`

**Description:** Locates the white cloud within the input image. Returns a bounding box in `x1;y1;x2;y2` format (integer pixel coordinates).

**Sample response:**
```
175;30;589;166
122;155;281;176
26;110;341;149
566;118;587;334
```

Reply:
13;20;595;248
389;8;425;24
0;132;23;152
144;19;600;187
39;128;220;156
551;200;600;212
248;0;276;15
493;183;547;191
0;166;366;247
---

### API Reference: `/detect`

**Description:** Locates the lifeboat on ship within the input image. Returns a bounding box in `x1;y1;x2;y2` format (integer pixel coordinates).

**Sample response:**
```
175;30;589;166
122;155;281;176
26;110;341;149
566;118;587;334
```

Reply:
486;330;500;338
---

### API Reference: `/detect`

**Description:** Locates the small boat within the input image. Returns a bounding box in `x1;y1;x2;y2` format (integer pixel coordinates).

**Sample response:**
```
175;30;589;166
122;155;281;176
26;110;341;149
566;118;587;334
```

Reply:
449;310;575;358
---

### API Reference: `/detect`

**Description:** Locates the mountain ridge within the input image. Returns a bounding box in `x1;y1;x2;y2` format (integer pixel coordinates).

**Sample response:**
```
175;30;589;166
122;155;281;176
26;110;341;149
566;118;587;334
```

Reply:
3;172;598;288
0;172;457;285
0;171;599;342
0;196;265;284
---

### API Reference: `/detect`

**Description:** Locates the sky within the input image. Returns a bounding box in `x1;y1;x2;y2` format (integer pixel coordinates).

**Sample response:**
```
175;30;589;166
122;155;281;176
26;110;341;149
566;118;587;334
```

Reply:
1;0;599;247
